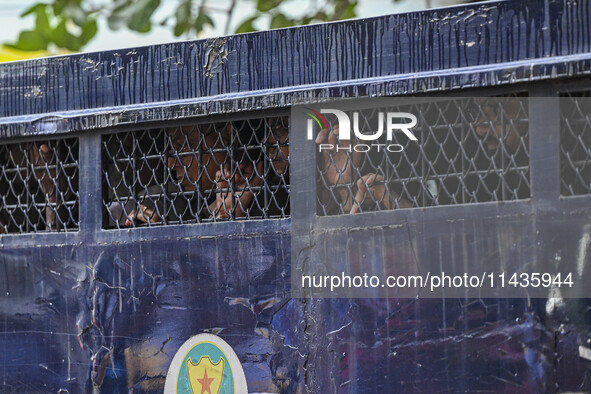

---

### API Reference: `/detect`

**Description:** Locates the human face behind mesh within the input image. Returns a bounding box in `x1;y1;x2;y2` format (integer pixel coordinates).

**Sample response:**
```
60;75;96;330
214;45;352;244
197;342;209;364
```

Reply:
473;97;524;153
167;126;228;191
265;117;289;176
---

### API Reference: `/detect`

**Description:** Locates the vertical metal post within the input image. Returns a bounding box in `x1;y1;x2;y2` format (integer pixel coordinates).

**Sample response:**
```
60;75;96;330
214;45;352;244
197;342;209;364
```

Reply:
290;109;317;225
500;99;507;201
289;108;317;298
198;131;203;223
264;121;269;218
163;128;169;225
529;90;561;206
79;133;102;240
25;144;30;233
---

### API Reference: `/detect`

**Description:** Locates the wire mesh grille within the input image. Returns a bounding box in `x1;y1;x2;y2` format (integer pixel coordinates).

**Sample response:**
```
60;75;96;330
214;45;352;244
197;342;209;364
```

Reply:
316;95;530;215
0;139;79;233
560;92;591;196
102;116;290;228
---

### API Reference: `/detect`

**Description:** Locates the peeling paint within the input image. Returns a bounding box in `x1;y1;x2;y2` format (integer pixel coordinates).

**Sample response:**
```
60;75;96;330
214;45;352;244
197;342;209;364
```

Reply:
0;1;591;136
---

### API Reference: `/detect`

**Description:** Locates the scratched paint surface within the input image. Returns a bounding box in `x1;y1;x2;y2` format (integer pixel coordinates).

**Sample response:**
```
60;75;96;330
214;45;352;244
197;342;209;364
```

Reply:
2;236;591;392
0;234;297;392
1;1;591;136
2;0;591;393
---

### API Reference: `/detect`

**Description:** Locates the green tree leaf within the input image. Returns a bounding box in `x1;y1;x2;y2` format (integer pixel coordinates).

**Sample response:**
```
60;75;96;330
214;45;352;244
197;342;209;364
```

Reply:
270;13;294;29
59;3;88;26
256;0;283;13
21;3;46;18
5;30;49;51
235;16;258;34
80;19;98;45
173;1;192;37
7;0;401;53
52;19;80;51
341;1;357;19
194;11;214;33
26;4;53;37
108;0;161;33
6;4;53;51
332;0;357;20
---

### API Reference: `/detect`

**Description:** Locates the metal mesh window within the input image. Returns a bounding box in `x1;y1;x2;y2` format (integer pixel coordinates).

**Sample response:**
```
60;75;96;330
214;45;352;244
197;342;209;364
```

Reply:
102;116;289;228
0;139;79;233
317;95;530;215
560;92;591;196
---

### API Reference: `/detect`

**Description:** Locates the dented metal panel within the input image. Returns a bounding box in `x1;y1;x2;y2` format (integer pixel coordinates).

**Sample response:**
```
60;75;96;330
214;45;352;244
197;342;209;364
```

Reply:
1;0;591;393
0;232;294;392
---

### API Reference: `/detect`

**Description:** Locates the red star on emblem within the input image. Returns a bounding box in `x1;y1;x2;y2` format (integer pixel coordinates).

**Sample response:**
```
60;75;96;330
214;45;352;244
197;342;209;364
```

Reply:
197;368;215;394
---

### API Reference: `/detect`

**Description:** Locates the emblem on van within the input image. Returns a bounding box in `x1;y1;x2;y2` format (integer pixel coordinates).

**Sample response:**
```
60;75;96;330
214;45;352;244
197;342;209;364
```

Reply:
164;333;247;394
